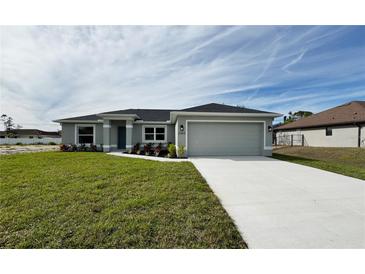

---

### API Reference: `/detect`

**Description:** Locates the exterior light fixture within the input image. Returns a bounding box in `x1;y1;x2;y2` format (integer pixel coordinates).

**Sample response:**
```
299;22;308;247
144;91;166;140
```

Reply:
180;124;184;132
268;125;273;132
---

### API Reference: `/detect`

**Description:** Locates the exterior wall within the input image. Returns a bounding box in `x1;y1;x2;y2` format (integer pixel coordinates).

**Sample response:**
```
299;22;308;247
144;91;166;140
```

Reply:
132;123;175;146
61;121;175;149
61;122;103;145
95;124;103;145
175;115;273;156
362;126;365;148
276;125;362;147
0;137;62;145
61;123;76;144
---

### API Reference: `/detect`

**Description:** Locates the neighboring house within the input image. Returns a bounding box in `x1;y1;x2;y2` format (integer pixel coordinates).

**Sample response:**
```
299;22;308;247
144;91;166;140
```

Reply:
275;101;365;148
54;103;280;156
0;129;61;139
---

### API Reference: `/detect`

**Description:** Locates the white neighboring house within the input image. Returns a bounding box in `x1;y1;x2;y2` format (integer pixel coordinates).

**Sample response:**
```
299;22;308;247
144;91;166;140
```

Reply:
275;101;365;148
0;129;62;145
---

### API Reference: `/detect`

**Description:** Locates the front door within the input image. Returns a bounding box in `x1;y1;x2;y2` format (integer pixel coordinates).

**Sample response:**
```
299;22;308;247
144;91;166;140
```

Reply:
118;126;126;149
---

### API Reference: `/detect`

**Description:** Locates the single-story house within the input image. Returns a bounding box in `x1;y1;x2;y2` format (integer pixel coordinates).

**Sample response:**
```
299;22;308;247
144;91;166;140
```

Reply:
0;129;61;139
54;103;281;156
275;101;365;147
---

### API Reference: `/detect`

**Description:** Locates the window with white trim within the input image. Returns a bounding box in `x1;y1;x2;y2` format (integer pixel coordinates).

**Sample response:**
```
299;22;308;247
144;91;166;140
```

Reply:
77;126;94;144
143;126;166;142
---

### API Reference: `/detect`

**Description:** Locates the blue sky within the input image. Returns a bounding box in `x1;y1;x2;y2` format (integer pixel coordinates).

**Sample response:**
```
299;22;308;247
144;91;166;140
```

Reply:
0;26;364;130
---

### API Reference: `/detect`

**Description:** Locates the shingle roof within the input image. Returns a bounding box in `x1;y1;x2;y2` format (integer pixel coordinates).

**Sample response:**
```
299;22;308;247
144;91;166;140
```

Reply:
276;101;365;130
56;103;277;122
100;109;173;121
56;114;101;121
181;103;273;114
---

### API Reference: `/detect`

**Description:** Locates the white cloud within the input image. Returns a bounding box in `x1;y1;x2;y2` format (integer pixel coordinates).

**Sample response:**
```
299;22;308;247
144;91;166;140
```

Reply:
0;26;364;130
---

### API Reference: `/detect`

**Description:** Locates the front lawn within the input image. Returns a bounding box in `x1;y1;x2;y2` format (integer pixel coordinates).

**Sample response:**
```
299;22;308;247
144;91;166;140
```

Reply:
0;152;246;248
272;146;365;180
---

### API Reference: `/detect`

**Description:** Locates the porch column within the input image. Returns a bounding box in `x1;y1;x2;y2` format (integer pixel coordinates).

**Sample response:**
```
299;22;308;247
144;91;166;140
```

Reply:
103;119;111;152
126;120;133;150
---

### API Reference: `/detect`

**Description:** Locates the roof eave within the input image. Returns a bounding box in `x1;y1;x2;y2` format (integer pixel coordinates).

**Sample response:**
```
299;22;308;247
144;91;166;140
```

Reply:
275;120;365;131
53;119;103;123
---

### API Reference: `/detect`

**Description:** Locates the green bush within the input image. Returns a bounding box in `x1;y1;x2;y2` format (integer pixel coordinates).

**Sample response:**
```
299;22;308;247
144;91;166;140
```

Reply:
48;142;57;145
15;142;22;145
177;145;186;158
167;143;176;158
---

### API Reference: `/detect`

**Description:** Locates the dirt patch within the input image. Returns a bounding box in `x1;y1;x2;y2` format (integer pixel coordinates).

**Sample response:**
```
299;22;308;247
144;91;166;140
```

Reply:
0;145;59;155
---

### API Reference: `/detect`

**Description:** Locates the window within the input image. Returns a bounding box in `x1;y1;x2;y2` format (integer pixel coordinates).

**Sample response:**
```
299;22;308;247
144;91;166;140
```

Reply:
156;127;165;140
325;127;332;136
144;127;154;141
143;125;166;142
76;125;94;144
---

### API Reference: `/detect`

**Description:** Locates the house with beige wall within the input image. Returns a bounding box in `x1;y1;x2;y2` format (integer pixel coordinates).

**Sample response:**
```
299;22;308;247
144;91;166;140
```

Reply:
275;101;365;148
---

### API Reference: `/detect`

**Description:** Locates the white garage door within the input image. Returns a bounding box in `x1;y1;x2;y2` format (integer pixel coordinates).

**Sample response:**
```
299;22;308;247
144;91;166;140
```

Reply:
187;122;263;156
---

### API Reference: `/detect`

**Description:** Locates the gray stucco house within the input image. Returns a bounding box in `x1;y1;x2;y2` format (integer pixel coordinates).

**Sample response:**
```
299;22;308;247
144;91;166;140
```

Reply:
54;103;281;156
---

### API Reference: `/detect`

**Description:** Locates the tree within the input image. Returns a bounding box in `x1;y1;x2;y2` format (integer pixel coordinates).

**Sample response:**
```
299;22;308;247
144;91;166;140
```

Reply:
293;111;313;119
283;110;313;124
1;114;19;137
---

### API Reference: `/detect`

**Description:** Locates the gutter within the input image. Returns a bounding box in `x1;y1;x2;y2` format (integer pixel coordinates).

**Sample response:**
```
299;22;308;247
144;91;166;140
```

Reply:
356;123;363;148
53;119;103;123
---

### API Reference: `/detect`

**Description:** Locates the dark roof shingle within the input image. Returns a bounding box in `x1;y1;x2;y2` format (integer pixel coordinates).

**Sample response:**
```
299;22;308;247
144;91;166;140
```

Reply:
180;103;273;114
100;109;173;121
56;114;101;121
56;103;277;122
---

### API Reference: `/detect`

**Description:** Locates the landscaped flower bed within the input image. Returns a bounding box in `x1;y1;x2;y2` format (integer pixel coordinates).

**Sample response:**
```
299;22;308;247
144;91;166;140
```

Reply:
60;144;103;152
124;143;187;159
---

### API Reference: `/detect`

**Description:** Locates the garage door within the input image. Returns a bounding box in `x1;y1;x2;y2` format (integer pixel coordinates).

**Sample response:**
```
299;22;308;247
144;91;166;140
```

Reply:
187;122;262;156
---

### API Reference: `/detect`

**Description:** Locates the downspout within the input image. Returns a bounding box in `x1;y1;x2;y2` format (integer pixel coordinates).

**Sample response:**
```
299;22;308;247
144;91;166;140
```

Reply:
357;123;361;148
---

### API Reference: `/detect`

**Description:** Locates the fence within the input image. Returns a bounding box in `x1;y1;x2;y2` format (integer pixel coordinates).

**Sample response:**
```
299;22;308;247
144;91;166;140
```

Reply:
0;137;62;145
274;134;304;146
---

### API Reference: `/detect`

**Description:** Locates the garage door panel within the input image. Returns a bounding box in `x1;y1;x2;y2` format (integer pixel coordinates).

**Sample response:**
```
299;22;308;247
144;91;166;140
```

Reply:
188;122;262;156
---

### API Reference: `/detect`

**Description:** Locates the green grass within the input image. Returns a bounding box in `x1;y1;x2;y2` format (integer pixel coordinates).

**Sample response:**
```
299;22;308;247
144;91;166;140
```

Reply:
0;152;245;248
272;147;365;180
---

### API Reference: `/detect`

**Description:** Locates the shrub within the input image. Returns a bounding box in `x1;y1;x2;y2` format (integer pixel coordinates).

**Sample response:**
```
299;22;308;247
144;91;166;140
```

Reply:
132;143;140;154
15;142;22;145
167;143;176;158
48;142;57;145
177;145;186;158
154;143;162;157
144;143;152;155
60;144;100;152
60;144;67;152
78;144;87;152
90;144;97;152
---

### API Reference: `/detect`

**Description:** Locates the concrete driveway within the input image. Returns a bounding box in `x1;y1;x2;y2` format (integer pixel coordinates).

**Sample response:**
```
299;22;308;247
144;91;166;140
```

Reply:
190;156;365;248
